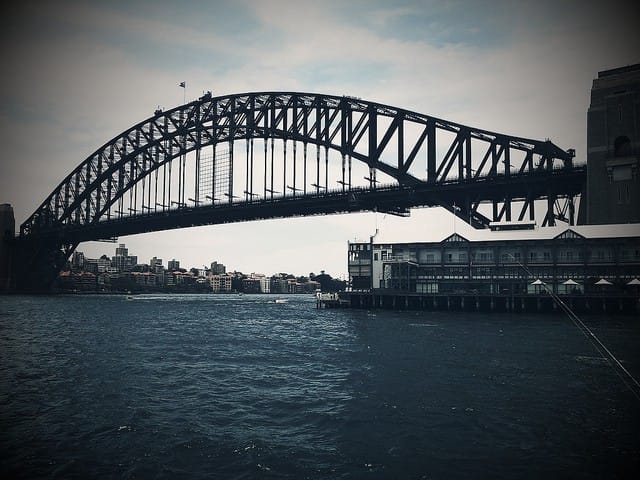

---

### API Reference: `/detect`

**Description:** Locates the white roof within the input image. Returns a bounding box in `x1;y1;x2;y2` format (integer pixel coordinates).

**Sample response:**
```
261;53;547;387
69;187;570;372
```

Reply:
375;222;640;245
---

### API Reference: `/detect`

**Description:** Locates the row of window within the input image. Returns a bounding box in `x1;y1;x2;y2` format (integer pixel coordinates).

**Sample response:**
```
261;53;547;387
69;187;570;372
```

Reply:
376;265;634;279
370;249;637;263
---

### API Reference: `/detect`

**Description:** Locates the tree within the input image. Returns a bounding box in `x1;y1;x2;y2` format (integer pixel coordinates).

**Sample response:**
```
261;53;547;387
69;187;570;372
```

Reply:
314;271;346;292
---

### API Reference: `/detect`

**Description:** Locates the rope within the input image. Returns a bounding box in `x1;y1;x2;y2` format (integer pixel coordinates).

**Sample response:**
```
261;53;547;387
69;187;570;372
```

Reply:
507;253;640;402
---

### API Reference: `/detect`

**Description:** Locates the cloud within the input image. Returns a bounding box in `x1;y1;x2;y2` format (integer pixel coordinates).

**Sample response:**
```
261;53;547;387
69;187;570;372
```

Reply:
1;0;638;275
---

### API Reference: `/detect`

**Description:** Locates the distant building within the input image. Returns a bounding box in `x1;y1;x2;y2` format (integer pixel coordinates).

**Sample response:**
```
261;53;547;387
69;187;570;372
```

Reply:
97;257;110;273
210;274;232;292
348;225;640;296
112;243;137;272
115;244;128;257
241;277;261;293
131;272;156;287
286;279;320;294
585;64;640;224
71;251;85;270
211;261;226;274
150;257;163;275
168;259;180;271
84;258;99;274
57;271;96;291
259;276;271;293
270;277;289;293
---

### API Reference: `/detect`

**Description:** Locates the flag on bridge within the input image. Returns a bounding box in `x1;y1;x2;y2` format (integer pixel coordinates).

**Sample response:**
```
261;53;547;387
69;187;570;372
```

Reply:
179;81;186;88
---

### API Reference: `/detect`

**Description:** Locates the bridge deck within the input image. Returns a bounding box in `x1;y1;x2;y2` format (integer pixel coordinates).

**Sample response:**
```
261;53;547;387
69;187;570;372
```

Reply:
21;166;585;244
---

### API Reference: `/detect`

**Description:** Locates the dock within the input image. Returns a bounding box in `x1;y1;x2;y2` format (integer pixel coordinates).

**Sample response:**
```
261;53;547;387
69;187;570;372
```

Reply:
316;292;350;309
320;291;640;314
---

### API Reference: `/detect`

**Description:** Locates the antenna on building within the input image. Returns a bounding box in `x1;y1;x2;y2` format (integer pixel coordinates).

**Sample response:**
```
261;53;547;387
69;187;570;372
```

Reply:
452;203;460;233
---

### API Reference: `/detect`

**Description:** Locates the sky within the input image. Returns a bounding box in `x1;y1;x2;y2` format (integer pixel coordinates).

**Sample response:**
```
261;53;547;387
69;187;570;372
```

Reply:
1;0;638;278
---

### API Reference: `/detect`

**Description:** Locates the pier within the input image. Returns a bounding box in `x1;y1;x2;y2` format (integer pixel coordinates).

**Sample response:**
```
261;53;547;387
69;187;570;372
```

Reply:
321;291;640;314
316;292;349;309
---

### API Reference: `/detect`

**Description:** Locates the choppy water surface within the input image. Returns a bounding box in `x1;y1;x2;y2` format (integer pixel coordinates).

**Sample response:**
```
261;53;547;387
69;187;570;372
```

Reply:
1;294;638;479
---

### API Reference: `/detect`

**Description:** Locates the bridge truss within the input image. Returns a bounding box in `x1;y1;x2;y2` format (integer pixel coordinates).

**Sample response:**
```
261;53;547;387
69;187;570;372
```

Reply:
15;92;584;289
22;92;582;239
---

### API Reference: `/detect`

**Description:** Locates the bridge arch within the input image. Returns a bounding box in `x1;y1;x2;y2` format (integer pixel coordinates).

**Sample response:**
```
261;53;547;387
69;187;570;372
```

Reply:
21;91;577;239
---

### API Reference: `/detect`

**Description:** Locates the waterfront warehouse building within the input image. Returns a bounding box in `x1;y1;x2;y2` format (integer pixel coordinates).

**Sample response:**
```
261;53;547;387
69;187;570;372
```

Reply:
347;224;640;312
345;64;640;312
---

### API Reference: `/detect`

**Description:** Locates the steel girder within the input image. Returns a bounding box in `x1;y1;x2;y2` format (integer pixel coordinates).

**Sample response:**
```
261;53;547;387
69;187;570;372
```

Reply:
21;92;580;239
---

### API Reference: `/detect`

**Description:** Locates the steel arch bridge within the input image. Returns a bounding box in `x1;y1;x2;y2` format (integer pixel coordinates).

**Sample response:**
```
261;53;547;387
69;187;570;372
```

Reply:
15;91;585;291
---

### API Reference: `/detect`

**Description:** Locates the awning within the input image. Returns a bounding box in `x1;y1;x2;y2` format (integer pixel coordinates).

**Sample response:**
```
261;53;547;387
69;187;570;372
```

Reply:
531;279;545;285
595;278;612;285
562;279;579;285
626;278;640;286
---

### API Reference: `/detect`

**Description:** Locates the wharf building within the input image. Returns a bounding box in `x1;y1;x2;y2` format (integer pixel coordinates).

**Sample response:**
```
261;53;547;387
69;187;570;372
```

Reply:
344;64;640;313
347;225;640;312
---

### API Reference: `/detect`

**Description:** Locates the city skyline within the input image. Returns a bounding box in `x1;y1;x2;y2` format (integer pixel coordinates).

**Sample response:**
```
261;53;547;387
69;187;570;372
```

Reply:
1;0;639;278
71;241;337;279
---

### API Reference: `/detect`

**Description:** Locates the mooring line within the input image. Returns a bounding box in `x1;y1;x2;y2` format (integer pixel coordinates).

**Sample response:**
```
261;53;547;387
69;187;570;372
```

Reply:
508;254;640;402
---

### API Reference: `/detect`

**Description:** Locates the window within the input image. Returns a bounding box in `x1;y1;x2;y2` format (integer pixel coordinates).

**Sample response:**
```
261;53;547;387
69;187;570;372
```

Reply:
373;253;378;261
614;135;631;157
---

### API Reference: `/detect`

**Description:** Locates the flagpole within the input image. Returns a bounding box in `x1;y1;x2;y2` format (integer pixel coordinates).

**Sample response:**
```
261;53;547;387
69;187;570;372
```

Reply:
179;81;186;105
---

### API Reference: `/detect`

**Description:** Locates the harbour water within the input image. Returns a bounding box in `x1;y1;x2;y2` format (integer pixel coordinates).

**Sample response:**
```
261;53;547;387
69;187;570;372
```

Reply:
1;294;638;479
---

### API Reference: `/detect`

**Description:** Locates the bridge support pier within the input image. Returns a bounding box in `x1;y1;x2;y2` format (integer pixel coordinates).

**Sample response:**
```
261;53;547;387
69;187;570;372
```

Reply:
0;204;16;292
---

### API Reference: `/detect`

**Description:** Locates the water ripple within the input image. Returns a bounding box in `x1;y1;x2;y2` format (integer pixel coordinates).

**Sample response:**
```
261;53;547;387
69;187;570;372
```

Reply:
1;294;638;478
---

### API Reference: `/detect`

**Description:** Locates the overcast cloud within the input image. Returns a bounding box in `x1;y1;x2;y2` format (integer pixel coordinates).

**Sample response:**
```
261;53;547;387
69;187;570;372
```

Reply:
1;0;638;277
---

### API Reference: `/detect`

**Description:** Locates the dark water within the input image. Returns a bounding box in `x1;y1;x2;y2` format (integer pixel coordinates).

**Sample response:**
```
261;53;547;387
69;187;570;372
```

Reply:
1;294;638;479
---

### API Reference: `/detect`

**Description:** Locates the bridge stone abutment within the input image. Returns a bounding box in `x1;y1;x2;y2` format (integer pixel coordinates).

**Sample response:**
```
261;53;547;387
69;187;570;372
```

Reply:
1;204;68;293
0;204;16;292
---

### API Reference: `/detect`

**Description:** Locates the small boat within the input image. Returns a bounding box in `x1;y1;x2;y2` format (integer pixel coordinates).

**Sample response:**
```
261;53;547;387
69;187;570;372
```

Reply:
274;298;288;304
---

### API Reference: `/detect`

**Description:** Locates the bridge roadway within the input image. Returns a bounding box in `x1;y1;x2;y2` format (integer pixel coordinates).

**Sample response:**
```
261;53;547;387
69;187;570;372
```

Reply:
25;165;585;245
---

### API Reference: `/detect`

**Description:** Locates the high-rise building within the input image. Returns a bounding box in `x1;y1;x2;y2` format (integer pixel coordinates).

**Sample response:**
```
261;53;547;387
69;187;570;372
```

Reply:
71;251;85;270
210;261;226;274
584;64;640;224
168;259;180;271
150;257;163;274
97;257;110;273
112;243;136;272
